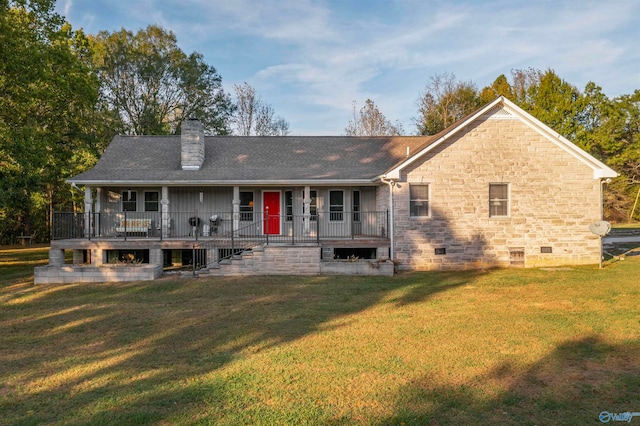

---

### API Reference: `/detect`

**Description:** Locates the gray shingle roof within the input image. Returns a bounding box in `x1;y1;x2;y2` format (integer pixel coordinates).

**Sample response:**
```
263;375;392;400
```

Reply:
70;135;435;185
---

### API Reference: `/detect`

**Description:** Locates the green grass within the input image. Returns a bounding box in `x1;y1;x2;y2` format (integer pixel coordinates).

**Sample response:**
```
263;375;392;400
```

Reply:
612;222;640;229
1;247;639;425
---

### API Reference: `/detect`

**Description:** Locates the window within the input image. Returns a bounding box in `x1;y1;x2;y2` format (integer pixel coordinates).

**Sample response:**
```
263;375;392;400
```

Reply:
144;191;159;212
329;190;344;221
310;190;317;221
489;183;509;217
240;191;254;221
122;190;137;212
285;191;293;221
410;184;429;217
352;190;361;222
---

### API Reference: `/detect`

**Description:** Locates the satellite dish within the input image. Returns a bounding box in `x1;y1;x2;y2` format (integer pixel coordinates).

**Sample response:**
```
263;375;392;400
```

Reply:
589;221;611;236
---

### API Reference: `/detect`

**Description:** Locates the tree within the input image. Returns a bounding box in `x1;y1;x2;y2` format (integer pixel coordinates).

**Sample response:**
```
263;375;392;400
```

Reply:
91;25;234;136
478;74;514;105
344;99;404;136
516;69;583;140
416;72;480;135
232;82;290;136
0;0;101;243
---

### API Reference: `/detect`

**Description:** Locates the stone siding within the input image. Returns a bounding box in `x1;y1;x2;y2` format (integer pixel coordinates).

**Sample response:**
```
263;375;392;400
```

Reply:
215;245;322;276
393;116;602;270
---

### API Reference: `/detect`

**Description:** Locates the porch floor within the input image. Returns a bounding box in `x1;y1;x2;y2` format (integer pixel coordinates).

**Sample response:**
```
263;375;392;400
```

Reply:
50;236;390;250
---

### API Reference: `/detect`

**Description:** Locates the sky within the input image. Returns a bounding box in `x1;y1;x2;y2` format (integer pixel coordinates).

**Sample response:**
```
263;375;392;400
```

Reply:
56;0;640;136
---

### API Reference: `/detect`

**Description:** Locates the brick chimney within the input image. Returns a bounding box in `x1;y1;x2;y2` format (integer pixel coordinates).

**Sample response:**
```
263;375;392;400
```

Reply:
181;118;205;170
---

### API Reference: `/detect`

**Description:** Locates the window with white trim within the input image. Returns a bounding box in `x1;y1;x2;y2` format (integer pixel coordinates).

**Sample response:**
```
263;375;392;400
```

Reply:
329;190;344;221
352;190;361;222
489;183;509;217
240;191;254;221
285;190;293;222
310;190;317;221
122;190;137;212
144;191;159;212
410;184;429;217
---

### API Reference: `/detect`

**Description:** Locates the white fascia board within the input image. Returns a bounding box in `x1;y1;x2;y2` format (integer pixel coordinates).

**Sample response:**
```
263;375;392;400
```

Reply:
66;179;380;186
385;96;617;181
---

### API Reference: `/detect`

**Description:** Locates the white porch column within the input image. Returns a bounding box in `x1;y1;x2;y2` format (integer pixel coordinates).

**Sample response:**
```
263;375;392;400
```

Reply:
232;186;240;233
84;186;92;238
94;188;102;236
161;186;170;238
303;185;311;236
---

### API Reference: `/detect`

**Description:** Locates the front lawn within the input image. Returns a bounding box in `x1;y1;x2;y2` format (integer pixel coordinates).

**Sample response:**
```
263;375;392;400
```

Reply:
1;247;638;425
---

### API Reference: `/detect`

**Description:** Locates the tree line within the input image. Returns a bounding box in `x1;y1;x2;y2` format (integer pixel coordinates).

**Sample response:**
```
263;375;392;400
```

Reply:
348;70;639;223
0;0;289;243
1;0;637;243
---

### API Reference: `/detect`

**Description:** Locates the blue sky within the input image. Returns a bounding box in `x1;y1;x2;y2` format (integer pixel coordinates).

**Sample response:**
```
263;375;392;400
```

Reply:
56;0;639;135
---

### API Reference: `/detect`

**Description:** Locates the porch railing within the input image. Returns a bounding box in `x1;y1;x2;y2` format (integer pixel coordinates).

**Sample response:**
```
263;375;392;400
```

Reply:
52;210;389;242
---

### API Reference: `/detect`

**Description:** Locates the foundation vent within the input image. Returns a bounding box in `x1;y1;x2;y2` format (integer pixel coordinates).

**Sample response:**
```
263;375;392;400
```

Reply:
509;247;525;268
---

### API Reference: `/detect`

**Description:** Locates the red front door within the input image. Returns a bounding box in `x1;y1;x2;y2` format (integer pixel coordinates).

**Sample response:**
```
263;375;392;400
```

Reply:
263;191;281;235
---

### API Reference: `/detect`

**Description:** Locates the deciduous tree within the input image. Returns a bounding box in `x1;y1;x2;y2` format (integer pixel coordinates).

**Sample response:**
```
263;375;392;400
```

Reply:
92;25;234;135
0;0;101;243
344;99;403;136
416;73;480;135
232;82;290;136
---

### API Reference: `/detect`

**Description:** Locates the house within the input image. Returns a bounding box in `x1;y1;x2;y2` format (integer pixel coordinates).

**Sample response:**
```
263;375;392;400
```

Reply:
34;97;617;283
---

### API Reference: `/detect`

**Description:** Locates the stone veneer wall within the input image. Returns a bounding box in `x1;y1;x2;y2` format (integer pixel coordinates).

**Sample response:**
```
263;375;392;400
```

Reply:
392;114;602;270
217;245;322;276
214;245;393;276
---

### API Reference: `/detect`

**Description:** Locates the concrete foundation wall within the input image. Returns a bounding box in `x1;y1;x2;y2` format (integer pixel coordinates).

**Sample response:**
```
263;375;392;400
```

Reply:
34;264;163;284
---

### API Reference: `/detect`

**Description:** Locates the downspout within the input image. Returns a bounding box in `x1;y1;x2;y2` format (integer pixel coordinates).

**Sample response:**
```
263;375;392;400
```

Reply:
380;176;395;261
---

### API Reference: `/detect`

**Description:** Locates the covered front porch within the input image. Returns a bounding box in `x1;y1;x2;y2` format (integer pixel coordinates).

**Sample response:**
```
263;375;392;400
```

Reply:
43;209;392;279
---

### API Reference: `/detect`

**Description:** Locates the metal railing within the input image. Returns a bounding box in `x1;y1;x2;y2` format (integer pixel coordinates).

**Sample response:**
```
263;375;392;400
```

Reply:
52;210;389;242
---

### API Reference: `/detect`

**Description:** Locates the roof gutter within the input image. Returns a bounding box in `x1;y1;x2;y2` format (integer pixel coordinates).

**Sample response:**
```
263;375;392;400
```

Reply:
66;179;381;186
380;175;396;262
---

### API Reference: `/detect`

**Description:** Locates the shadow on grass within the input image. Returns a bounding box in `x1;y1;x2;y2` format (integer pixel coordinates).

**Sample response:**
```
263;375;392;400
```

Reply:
0;269;480;425
379;336;640;425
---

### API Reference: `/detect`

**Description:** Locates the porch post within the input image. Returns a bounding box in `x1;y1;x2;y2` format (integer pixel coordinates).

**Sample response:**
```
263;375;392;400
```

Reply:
233;186;240;234
95;188;102;237
161;186;170;238
84;186;92;239
303;185;310;236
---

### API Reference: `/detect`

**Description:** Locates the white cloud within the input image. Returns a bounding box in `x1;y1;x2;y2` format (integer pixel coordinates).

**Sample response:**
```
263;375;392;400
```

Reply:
54;0;640;134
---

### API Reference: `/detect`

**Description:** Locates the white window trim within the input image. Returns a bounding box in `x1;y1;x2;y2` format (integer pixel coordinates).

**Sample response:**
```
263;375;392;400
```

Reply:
143;190;160;212
489;183;510;218
329;189;345;222
239;190;254;221
409;183;431;219
121;190;138;212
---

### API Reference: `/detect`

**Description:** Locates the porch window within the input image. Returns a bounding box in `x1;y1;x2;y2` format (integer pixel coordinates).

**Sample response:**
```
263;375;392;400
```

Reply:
122;190;137;212
144;191;159;212
489;183;509;217
410;184;429;217
240;191;254;221
310;190;317;221
353;190;361;222
329;190;344;221
285;190;293;221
